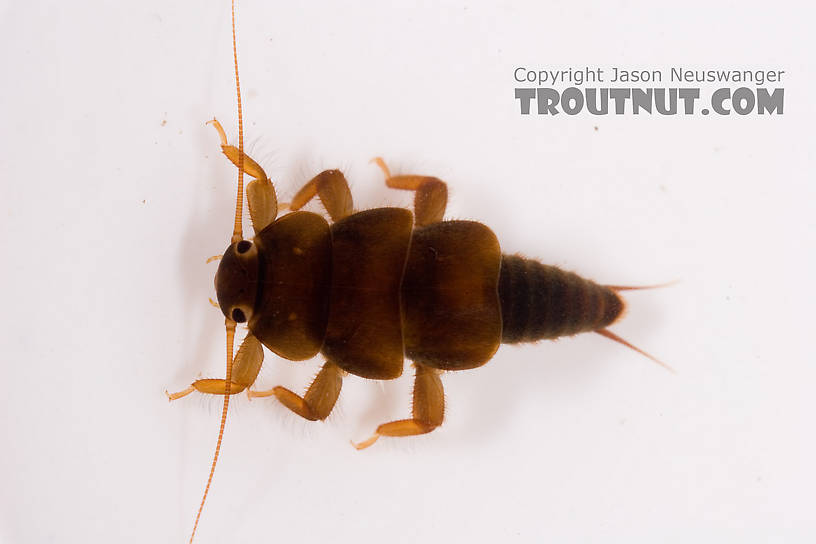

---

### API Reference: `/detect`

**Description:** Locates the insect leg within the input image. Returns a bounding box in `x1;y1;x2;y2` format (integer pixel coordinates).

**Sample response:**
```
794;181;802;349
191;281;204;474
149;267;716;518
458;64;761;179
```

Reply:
208;118;278;231
208;118;268;179
248;361;343;421
166;334;264;400
289;170;354;222
371;157;448;226
352;363;444;450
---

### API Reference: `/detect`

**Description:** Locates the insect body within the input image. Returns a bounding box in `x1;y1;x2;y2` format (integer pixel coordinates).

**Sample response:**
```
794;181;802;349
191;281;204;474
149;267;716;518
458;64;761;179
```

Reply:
168;3;667;541
175;142;665;445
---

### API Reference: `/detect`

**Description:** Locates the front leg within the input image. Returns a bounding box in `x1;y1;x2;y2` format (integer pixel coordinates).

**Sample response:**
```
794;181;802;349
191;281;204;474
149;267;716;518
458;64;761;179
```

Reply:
166;333;264;400
208;118;278;231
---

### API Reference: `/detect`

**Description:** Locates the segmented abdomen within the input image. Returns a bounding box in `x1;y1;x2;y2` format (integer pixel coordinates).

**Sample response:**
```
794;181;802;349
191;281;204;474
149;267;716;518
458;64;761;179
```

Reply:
498;254;623;343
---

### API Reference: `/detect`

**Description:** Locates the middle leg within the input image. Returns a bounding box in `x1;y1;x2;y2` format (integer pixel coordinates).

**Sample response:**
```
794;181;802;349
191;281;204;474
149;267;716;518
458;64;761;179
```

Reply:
289;170;354;222
248;360;344;421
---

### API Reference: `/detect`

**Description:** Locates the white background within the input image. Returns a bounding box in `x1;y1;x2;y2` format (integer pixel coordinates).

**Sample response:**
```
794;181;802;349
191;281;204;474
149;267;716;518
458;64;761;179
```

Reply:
1;1;814;543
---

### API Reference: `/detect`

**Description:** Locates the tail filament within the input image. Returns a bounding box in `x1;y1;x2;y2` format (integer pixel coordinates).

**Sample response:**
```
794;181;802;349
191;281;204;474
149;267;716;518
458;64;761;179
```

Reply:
595;328;674;374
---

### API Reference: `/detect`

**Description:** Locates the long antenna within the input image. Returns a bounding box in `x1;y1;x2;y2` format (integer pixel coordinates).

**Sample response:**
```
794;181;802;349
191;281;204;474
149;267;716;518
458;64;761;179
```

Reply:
189;1;245;541
231;0;245;244
189;320;236;543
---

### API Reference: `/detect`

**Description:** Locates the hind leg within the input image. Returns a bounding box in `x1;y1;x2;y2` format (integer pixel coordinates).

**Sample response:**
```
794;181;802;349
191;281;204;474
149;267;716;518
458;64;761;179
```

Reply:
371;157;447;226
248;361;343;421
353;363;444;449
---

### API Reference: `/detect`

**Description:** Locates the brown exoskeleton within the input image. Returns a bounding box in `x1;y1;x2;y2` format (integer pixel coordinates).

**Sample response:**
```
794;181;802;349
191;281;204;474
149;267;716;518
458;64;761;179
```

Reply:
167;2;671;542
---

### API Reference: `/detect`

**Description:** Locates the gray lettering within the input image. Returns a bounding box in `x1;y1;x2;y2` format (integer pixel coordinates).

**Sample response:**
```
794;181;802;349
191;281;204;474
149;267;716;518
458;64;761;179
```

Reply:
757;88;784;114
561;87;584;115
515;88;536;114
654;89;677;115
632;88;652;114
586;88;608;115
537;88;560;115
712;88;731;115
678;88;700;114
670;67;682;82
732;87;755;115
609;88;630;114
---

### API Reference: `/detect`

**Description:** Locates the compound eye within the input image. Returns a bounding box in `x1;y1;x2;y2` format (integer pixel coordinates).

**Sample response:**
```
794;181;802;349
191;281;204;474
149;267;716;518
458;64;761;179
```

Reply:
236;240;252;254
231;308;247;323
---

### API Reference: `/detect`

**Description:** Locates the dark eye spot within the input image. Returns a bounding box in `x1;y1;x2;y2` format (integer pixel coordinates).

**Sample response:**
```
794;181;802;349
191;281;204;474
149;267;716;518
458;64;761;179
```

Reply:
236;240;252;254
231;308;246;322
